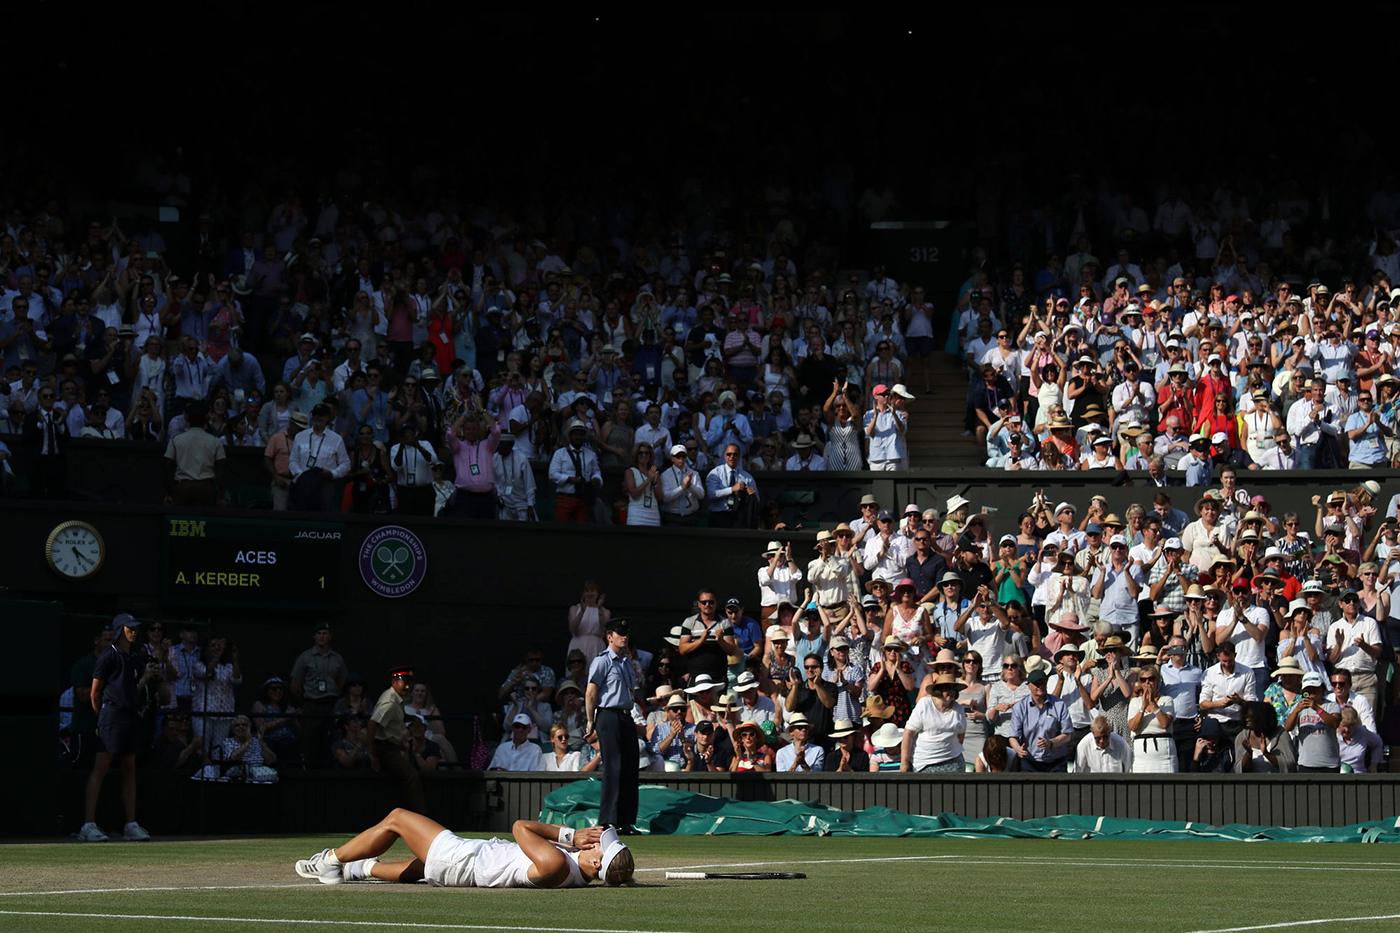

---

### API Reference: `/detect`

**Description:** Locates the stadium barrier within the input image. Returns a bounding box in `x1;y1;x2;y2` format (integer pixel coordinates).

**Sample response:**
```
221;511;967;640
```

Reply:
17;436;1398;526
56;768;1400;837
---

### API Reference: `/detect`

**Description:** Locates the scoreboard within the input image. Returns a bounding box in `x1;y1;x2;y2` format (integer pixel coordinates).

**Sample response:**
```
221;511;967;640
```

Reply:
163;516;343;610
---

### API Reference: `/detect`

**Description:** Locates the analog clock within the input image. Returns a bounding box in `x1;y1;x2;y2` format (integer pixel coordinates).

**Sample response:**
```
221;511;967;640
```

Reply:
45;520;106;580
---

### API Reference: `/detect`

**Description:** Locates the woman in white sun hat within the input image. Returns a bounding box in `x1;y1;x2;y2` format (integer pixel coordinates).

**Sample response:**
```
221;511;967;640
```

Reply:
943;495;971;535
869;721;904;771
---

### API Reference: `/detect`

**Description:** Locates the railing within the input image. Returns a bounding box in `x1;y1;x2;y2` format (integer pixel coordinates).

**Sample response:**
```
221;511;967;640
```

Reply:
59;768;1400;837
11;436;1395;527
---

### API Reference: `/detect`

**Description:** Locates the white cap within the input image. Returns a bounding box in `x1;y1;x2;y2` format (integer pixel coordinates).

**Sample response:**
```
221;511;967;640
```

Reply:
1211;431;1228;444
1163;537;1183;550
1054;501;1075;516
511;713;532;726
1166;339;1182;348
1109;534;1129;547
891;384;915;399
1208;353;1222;363
1301;672;1324;689
669;443;688;456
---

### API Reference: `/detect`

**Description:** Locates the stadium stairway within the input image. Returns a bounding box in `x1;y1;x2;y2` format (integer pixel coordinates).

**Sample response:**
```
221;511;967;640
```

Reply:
903;356;985;468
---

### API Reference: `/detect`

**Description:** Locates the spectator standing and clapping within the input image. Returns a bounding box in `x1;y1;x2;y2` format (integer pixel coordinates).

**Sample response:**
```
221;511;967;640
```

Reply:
864;383;906;470
193;634;241;755
446;410;501;520
567;583;611;669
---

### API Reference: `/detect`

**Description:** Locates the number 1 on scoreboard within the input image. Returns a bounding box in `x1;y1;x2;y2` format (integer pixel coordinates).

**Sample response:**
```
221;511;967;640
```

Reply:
319;576;324;588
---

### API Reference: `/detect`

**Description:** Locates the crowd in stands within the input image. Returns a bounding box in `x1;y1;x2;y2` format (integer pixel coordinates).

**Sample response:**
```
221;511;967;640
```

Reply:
965;191;1400;477
0;200;919;522
524;479;1399;775
75;476;1400;786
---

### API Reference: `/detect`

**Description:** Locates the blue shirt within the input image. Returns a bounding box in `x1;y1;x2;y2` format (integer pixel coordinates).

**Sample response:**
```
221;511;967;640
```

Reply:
732;614;764;656
775;743;825;771
794;626;828;664
1008;692;1074;763
350;388;390;443
931;598;970;642
587;646;636;709
1345;411;1385;464
1184;454;1212;487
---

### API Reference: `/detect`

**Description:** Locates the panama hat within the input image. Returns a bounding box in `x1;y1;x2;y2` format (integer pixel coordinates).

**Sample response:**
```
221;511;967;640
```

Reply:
928;672;966;692
683;674;721;694
828;719;860;738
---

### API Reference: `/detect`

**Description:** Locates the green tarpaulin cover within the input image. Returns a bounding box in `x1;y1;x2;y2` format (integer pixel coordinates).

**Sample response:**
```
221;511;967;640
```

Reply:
540;781;1400;843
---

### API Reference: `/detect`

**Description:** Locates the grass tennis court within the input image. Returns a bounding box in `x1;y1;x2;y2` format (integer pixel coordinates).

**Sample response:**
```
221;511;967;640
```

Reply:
4;832;1400;933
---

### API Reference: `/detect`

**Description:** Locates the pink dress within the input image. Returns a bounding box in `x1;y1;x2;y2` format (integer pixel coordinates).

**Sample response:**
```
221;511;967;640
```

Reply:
193;660;242;751
567;605;606;669
890;605;929;657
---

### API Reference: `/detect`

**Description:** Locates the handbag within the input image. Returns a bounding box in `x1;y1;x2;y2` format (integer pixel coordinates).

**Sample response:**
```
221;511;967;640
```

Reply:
468;715;492;771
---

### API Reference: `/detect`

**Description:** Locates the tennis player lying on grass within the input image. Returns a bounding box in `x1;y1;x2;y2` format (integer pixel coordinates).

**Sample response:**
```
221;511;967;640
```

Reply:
295;810;634;888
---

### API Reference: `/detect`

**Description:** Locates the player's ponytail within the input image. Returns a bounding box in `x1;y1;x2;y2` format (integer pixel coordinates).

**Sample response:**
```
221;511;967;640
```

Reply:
604;847;635;886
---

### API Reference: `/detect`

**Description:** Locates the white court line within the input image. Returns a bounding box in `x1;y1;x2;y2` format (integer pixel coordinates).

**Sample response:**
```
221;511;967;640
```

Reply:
1183;915;1400;933
0;912;695;933
0;884;307;897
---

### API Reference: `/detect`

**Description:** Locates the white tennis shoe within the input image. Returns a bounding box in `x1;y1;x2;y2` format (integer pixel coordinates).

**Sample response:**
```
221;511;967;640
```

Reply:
123;822;151;841
76;822;108;842
295;848;344;884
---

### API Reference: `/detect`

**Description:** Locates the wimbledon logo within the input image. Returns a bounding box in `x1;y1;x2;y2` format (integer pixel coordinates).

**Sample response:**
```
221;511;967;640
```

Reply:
359;525;427;598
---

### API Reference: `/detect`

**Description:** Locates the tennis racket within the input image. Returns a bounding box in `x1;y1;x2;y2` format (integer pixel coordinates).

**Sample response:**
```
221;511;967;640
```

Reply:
665;872;806;880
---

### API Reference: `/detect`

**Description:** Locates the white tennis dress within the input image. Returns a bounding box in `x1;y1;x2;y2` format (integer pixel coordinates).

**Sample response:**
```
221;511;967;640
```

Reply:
424;832;585;888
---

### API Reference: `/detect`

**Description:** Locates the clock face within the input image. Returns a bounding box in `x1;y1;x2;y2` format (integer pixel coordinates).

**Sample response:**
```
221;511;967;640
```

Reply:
46;521;105;580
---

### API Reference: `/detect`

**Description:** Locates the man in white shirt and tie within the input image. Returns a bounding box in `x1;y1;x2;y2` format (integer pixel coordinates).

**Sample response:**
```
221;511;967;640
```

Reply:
289;403;350;511
389;423;437;517
23;384;68;498
659;443;704;527
548;420;602;523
